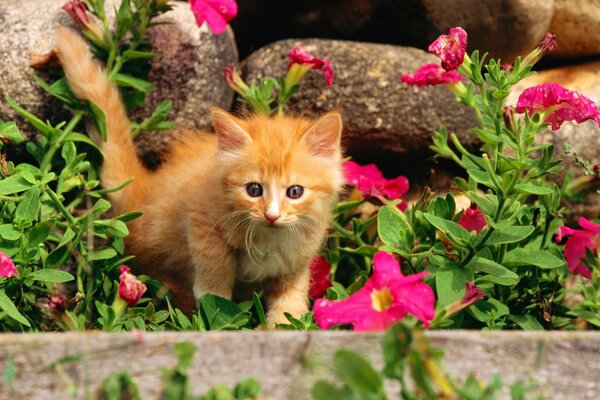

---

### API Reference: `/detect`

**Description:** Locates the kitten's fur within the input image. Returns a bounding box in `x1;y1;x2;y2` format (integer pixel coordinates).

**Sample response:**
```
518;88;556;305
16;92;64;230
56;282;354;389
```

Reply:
55;28;344;324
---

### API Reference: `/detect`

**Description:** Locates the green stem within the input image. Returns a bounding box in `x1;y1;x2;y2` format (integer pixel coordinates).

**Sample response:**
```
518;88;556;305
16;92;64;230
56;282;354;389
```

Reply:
40;112;84;173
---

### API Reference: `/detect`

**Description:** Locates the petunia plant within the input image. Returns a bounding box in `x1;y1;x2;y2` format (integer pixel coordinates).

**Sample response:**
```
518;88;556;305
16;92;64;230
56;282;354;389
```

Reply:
384;27;600;330
224;45;334;115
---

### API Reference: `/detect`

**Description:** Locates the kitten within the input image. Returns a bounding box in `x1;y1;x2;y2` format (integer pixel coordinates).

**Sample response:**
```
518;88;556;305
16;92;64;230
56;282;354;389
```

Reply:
54;28;344;324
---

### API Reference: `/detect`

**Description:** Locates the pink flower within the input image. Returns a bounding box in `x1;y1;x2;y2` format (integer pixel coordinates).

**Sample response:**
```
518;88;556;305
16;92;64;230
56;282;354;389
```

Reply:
343;161;410;207
428;27;468;71
62;0;106;45
118;265;147;307
189;0;238;35
44;295;68;315
522;32;558;67
444;282;485;317
309;256;332;298
0;252;18;278
515;83;600;130
287;45;334;86
313;252;435;331
556;217;600;279
223;64;249;95
400;63;462;87
458;208;488;234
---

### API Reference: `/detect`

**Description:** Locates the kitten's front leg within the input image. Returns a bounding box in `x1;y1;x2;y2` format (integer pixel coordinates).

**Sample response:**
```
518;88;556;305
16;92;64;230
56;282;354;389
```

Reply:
264;266;310;326
189;234;237;301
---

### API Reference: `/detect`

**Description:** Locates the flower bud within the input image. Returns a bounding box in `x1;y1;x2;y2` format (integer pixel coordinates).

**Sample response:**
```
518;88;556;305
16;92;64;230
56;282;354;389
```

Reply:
118;265;147;307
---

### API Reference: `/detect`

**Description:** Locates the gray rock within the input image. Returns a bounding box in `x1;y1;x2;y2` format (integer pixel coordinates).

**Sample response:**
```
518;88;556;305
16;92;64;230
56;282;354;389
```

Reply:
242;39;479;179
0;331;599;399
0;0;237;157
422;0;554;62
549;0;600;57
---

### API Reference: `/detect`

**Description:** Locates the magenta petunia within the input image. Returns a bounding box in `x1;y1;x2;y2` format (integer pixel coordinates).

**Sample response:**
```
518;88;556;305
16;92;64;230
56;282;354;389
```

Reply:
309;256;332;299
287;45;334;86
556;217;600;279
463;282;485;305
189;0;238;35
428;27;468;71
313;252;435;331
458;208;488;234
343;161;410;204
515;82;600;130
0;252;18;278
118;265;147;307
400;63;462;87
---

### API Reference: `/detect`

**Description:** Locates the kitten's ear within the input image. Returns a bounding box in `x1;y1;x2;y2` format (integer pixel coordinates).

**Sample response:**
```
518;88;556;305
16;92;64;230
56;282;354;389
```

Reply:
302;111;342;158
212;108;252;153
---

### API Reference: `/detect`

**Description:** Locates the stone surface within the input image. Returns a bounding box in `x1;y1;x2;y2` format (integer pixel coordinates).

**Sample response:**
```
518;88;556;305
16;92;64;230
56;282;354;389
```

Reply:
231;0;553;62
0;331;599;399
508;62;600;220
0;0;237;157
242;39;479;180
549;0;600;57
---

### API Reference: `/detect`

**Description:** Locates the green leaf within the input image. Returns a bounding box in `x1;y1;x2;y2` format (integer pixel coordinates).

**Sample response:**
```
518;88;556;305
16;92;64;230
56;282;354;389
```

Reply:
333;350;384;398
378;205;414;250
467;169;494;187
485;225;534;245
27;221;53;247
89;248;118;261
436;263;469;308
200;293;251;330
423;213;469;241
0;121;25;144
15;187;40;224
508;314;544;330
114;73;155;93
467;257;519;286
5;96;53;137
122;49;161;60
312;381;354;400
0;224;20;241
31;269;75;283
0;174;33;195
64;132;100;151
514;183;553;195
252;292;267;326
0;290;31;327
503;248;564;269
467;298;509;324
89;102;108;142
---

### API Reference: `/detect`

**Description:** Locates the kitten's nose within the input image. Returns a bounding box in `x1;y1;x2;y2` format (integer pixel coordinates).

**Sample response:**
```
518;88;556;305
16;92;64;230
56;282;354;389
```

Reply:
264;212;281;224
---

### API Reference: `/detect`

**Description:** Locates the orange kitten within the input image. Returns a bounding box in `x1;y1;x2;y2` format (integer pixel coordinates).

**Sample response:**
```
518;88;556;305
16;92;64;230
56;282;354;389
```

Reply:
54;28;344;324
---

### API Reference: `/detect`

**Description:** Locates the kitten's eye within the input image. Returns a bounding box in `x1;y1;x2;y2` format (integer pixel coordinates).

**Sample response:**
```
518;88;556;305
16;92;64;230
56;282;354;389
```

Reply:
286;185;304;199
245;182;263;197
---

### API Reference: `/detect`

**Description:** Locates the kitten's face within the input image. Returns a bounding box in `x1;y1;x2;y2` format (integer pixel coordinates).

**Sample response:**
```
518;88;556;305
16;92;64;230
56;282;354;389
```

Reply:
213;110;343;231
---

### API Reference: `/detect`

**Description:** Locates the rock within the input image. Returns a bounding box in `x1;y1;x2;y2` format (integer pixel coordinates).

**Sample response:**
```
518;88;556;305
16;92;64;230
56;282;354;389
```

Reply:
0;0;237;158
549;0;600;57
242;39;479;181
508;62;600;220
231;0;553;62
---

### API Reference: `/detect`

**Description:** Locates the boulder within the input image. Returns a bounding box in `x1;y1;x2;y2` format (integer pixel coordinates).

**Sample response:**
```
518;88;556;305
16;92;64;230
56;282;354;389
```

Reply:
242;39;479;180
231;0;553;62
0;0;237;158
549;0;600;57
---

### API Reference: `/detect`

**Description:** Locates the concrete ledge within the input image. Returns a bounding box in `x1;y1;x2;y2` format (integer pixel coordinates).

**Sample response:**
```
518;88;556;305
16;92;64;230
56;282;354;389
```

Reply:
0;331;598;399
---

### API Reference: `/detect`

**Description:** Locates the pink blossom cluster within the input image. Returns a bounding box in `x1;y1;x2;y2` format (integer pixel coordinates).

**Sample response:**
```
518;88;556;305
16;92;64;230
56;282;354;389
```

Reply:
189;0;238;35
313;252;435;331
287;45;334;87
0;252;18;278
118;265;147;307
343;161;410;208
515;82;600;130
401;27;467;87
556;217;600;279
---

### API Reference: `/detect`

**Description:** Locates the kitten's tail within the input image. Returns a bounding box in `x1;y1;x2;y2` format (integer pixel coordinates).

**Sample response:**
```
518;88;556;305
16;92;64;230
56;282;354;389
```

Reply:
55;27;148;212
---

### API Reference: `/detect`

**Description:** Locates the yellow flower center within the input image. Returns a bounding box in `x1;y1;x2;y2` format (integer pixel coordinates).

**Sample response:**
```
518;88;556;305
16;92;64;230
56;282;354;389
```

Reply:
371;287;394;312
